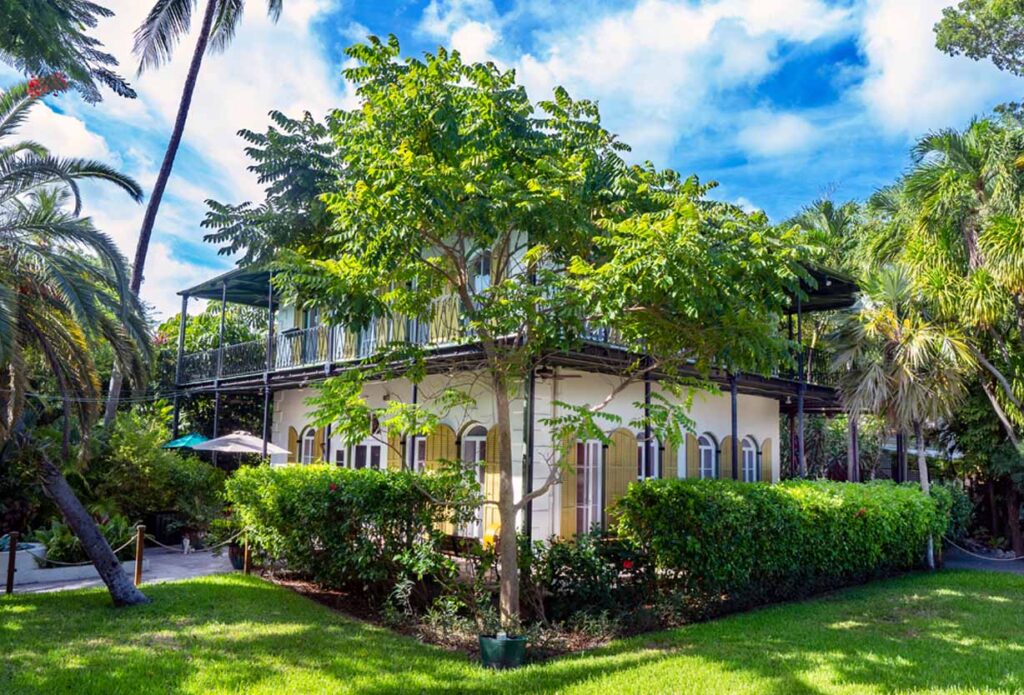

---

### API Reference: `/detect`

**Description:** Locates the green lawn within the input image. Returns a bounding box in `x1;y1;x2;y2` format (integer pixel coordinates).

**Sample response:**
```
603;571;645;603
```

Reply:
1;570;1022;694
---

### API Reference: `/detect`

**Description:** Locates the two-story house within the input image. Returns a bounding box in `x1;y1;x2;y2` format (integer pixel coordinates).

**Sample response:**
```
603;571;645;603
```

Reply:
173;264;856;541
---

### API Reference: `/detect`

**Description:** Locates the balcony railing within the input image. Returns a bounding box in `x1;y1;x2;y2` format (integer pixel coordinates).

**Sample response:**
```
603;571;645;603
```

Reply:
179;295;466;384
178;294;838;389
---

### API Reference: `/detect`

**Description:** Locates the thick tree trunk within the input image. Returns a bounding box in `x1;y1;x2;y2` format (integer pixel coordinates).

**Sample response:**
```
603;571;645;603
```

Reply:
35;444;148;606
914;420;935;570
103;0;219;428
1004;480;1024;556
492;373;520;624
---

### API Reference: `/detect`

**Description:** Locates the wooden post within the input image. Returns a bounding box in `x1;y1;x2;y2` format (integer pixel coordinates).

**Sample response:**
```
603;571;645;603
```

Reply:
5;531;18;595
243;534;252;575
134;524;145;586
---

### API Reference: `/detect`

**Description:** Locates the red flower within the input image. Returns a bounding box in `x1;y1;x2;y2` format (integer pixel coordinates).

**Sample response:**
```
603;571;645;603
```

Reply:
328;482;338;492
622;559;634;570
855;507;867;518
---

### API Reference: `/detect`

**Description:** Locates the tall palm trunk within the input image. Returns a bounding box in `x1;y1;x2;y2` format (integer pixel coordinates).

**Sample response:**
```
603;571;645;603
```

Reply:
103;0;219;427
27;435;148;605
914;420;935;570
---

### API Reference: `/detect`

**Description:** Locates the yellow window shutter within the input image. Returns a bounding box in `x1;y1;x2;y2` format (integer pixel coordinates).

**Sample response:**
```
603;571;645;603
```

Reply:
559;435;578;539
387;433;403;471
663;442;677;479
482;427;502;537
287;426;299;463
425;424;457;473
761;437;773;483
313;427;325;462
604;429;635;525
720;435;734;479
686;433;699;479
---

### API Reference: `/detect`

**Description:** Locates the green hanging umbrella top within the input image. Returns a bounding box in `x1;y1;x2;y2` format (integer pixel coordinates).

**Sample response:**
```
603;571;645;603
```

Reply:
162;433;210;449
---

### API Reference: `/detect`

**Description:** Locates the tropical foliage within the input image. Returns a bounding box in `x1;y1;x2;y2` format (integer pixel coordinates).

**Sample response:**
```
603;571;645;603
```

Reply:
0;0;136;101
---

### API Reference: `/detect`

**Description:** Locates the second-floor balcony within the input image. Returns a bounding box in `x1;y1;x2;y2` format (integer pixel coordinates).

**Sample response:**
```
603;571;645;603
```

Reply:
176;267;855;388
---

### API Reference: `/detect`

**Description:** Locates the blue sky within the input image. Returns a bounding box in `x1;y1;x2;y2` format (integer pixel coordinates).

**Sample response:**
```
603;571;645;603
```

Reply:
4;0;1022;317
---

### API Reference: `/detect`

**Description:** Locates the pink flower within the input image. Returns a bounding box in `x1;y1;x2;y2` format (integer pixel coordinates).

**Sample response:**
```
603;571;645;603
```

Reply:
328;482;338;492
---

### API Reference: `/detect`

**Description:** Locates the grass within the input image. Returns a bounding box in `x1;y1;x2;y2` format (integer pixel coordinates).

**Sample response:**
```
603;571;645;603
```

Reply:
1;570;1023;694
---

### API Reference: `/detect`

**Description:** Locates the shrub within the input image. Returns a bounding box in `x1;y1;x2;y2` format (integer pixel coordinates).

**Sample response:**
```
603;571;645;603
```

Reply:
226;464;466;597
93;403;225;533
33;515;136;565
615;479;951;612
937;480;973;542
521;530;650;623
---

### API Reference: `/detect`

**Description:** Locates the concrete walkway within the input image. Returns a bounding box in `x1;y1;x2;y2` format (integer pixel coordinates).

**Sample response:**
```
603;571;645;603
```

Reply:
15;547;234;593
944;546;1024;575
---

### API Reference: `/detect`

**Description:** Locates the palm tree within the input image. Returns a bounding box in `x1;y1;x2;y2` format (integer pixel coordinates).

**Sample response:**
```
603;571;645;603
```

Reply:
104;0;286;425
0;0;136;101
1;83;151;605
832;267;975;568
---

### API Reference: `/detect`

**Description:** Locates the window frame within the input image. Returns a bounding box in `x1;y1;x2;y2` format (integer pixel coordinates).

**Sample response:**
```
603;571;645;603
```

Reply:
698;434;717;480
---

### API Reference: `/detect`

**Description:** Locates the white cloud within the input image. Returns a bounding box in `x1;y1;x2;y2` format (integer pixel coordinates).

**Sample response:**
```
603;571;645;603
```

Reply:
736;111;820;157
20;105;116;162
420;0;499;39
858;0;1020;135
512;0;850;161
451;21;500;64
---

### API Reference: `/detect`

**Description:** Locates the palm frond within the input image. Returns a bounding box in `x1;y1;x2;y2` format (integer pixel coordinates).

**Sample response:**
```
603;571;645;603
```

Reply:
134;0;198;73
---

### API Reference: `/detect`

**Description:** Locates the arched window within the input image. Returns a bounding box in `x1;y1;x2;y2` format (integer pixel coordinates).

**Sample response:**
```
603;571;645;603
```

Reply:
636;432;660;480
300;428;317;465
698;434;717;480
460;425;488;538
742;436;759;482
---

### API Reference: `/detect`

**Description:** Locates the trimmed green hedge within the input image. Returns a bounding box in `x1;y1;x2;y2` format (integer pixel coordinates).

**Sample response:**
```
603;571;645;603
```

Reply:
615;480;951;609
226;465;461;594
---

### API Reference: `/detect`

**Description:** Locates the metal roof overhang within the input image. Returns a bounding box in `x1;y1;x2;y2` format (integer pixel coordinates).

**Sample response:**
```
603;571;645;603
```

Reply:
789;265;858;313
179;262;858;313
179;267;275;308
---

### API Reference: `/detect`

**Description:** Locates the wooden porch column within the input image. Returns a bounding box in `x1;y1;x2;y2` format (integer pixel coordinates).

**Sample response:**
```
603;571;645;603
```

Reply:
848;412;859;482
796;293;806;477
730;374;739;479
523;366;536;538
212;282;227;466
261;273;275;459
172;293;189;438
644;361;654;478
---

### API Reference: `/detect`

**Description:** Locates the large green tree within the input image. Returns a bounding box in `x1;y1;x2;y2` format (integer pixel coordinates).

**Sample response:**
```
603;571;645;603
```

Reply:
275;38;808;621
936;0;1024;77
0;83;150;605
104;0;288;424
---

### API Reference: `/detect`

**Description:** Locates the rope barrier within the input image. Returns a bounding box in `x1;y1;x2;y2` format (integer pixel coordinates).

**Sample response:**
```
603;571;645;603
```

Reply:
21;536;137;567
945;536;1024;562
143;529;246;554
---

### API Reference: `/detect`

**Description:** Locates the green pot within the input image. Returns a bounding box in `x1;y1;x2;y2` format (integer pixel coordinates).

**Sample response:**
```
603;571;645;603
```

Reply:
479;634;527;670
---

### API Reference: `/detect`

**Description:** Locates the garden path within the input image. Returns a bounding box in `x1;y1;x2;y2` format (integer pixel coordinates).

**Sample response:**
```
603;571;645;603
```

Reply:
14;548;233;594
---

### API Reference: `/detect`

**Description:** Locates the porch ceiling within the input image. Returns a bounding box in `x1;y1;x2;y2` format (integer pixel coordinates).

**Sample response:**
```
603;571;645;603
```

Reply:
179;267;275;308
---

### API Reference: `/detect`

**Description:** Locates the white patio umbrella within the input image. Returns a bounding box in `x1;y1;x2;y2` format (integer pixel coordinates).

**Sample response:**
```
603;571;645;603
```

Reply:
192;431;289;456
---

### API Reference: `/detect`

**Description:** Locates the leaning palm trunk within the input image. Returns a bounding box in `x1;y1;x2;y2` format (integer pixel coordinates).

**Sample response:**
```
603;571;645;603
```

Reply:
914;420;935;570
26;434;148;605
104;0;219;427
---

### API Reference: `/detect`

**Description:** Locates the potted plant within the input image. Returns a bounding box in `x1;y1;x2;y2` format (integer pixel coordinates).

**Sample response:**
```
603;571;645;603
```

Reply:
478;630;527;670
475;602;527;669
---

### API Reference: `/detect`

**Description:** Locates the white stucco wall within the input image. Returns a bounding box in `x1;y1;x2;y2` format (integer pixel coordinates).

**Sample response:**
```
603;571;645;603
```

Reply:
270;366;780;539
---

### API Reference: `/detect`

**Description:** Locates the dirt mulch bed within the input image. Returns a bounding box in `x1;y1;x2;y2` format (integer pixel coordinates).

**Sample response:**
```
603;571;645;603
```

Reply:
264;572;612;662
